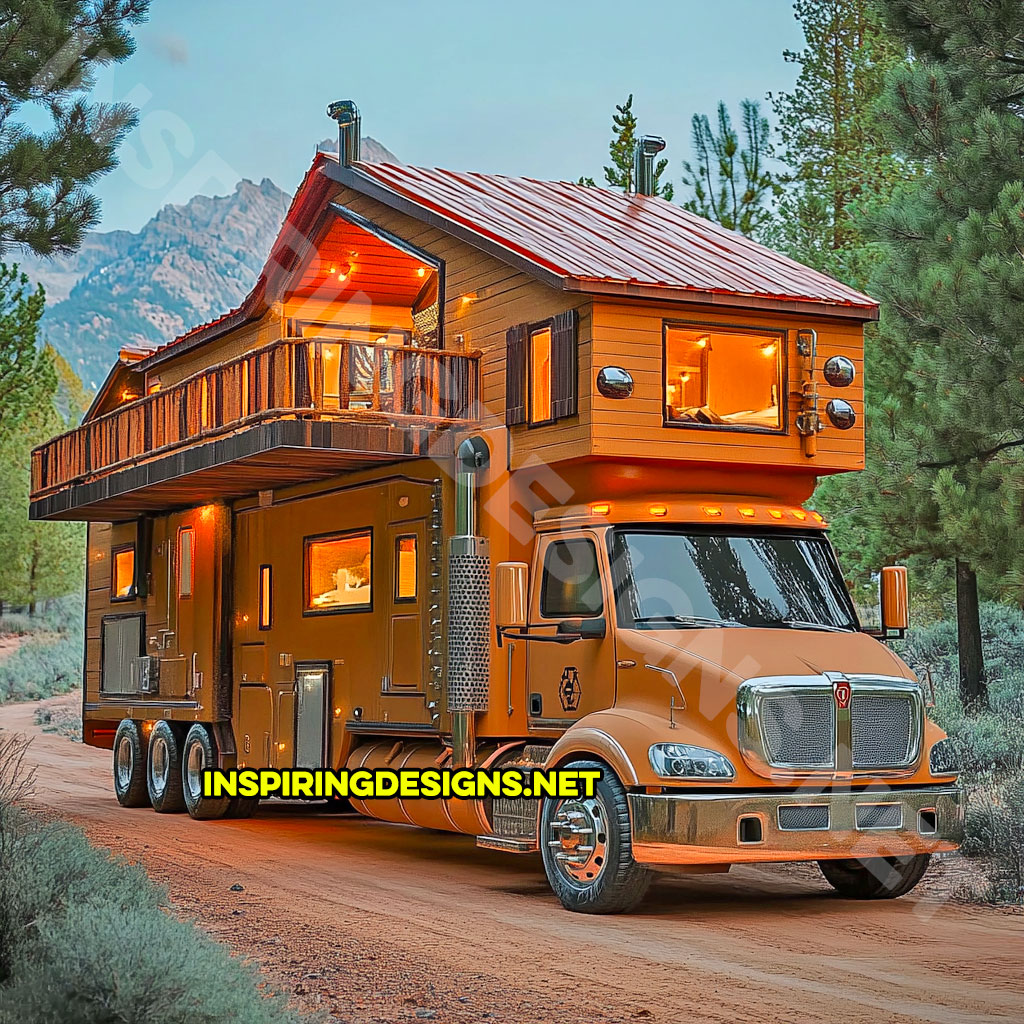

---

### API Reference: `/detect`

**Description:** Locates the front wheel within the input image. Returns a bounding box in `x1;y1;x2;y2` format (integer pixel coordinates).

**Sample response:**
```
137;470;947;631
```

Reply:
540;759;650;914
818;854;930;899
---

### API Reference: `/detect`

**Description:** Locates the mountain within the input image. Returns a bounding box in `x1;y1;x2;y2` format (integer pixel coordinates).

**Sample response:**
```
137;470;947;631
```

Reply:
17;136;399;392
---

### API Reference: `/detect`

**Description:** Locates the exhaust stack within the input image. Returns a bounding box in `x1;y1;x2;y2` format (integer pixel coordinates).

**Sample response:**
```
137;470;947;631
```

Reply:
326;99;361;165
634;135;666;196
447;437;491;768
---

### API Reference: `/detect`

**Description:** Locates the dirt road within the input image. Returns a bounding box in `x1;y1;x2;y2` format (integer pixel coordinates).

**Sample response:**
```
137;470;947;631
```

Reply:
3;696;1022;1024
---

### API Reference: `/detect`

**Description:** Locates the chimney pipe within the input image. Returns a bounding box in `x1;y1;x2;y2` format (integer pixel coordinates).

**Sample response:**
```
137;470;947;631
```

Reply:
326;99;361;166
633;135;666;196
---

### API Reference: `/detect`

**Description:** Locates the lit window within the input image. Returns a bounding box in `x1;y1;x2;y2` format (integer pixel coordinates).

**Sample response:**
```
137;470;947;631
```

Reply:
200;377;210;429
530;327;552;424
112;546;135;600
305;529;372;613
664;325;783;430
258;564;272;629
178;527;194;598
395;536;417;601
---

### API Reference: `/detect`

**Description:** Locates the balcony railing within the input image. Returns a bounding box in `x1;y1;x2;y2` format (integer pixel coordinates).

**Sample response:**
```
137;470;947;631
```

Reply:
31;336;480;496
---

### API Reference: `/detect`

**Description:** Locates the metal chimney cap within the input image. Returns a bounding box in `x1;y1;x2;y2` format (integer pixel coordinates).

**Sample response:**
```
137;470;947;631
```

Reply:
637;135;667;157
327;99;360;125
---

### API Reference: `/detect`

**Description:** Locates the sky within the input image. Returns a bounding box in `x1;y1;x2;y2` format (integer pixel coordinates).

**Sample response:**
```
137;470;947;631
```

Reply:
89;0;805;234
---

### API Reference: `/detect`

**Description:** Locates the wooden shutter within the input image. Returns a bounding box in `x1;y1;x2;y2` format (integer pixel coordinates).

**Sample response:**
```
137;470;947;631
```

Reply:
550;308;579;420
505;323;528;426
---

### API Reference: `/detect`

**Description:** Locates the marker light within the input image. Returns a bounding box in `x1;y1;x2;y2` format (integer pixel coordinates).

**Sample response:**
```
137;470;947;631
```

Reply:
590;502;611;516
277;742;287;751
791;509;808;520
334;707;343;717
417;267;426;277
702;506;723;517
648;504;668;517
768;509;784;520
810;511;826;524
738;507;756;518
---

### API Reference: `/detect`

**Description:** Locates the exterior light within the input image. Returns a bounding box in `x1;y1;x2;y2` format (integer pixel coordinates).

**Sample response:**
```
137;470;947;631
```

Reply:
680;372;691;383
649;743;735;780
277;742;286;751
738;507;756;518
417;267;426;277
810;511;826;524
329;265;337;274
696;335;709;348
768;509;784;520
334;706;343;717
703;506;723;517
590;502;611;516
648;504;668;517
791;509;808;520
461;293;477;306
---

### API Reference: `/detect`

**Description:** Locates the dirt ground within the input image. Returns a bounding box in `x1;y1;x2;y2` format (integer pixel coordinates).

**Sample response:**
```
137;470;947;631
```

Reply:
2;693;1022;1024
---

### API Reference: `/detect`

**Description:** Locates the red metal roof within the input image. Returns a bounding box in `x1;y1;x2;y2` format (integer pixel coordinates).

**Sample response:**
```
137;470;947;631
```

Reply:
349;162;877;313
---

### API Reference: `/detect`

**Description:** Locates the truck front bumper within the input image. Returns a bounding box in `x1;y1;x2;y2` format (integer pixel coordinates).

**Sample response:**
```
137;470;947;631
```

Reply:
628;784;963;866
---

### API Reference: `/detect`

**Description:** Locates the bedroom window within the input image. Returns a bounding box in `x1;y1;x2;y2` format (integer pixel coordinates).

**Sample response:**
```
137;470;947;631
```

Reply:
111;545;136;600
664;323;784;431
305;529;372;614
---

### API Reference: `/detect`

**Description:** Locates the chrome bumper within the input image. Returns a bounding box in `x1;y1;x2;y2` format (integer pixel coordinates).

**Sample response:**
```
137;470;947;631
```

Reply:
628;785;963;866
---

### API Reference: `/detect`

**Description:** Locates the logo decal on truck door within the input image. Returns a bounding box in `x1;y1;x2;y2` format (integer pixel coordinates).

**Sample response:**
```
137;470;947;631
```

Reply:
559;667;582;712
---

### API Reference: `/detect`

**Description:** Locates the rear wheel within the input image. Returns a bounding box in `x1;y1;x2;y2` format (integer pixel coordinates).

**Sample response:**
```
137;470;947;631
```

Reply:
182;724;231;820
225;795;260;819
818;854;930;899
147;720;186;813
112;720;150;808
540;759;650;914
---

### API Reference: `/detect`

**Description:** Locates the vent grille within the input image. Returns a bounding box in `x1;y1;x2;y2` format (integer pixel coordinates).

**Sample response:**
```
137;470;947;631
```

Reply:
778;804;830;831
761;692;834;767
851;694;913;768
491;791;538;839
856;803;903;830
446;543;490;711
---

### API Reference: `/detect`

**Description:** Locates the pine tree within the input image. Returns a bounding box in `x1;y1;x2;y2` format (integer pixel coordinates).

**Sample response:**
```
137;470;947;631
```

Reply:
679;100;774;238
0;1;149;257
769;0;907;285
0;263;53;433
835;0;1024;703
600;95;673;199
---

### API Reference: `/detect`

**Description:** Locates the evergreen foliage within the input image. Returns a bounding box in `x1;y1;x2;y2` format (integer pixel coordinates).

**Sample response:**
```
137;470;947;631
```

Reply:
0;1;149;257
600;95;673;199
679;99;773;238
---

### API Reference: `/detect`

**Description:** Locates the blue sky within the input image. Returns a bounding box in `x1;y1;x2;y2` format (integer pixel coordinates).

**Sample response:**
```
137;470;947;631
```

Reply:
90;0;805;233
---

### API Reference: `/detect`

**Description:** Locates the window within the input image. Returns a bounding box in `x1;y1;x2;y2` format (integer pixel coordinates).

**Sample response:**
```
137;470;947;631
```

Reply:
111;545;135;600
178;527;194;598
258;564;272;629
305;529;372;613
530;327;552;424
541;539;603;619
395;536;417;601
664;324;784;431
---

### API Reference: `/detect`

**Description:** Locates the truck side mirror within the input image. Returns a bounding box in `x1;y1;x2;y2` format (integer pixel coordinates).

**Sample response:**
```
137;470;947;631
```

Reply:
495;562;528;629
880;566;909;633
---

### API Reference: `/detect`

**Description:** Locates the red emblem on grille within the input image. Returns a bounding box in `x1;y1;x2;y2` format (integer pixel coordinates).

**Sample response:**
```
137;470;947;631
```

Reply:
833;680;851;709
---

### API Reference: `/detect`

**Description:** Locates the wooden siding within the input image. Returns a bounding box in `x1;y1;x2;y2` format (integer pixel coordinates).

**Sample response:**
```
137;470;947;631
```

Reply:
590;300;865;475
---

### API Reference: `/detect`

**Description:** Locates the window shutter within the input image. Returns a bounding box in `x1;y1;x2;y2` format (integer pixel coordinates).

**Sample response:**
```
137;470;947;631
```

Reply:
550;308;579;420
505;323;528;426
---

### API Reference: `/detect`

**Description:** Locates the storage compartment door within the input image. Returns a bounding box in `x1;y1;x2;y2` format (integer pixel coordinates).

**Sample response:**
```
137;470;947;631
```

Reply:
294;663;330;769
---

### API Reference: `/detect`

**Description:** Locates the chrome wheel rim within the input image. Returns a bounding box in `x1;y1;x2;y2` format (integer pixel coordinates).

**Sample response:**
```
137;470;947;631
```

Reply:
150;736;169;797
548;795;609;885
185;740;205;800
116;736;133;789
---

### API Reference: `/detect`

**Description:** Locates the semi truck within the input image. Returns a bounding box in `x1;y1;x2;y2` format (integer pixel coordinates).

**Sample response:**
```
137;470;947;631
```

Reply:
30;101;962;913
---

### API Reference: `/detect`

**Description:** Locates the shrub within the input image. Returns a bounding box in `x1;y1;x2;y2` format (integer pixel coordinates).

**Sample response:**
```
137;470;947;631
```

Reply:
0;630;83;703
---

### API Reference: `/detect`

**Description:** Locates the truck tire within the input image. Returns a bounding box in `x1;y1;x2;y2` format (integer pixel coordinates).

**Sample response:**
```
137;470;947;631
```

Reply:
225;795;260;818
112;719;150;808
182;724;231;820
540;759;650;914
147;720;186;813
819;854;930;899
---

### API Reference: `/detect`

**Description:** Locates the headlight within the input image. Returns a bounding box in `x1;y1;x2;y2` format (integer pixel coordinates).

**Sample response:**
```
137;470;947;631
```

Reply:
929;738;960;776
649;743;735;780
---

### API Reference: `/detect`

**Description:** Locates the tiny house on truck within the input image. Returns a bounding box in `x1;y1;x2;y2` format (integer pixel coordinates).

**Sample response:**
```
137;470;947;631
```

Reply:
30;100;962;913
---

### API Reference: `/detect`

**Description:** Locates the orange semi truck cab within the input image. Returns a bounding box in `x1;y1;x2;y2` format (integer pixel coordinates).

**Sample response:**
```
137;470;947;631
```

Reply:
30;100;962;913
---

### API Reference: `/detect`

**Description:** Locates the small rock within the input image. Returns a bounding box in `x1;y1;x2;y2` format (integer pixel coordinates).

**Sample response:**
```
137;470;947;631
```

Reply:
229;883;244;892
304;972;322;979
458;996;470;1004
414;1011;437;1020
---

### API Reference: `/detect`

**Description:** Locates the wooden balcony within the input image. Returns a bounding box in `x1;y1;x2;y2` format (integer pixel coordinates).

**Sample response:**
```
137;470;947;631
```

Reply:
31;337;480;521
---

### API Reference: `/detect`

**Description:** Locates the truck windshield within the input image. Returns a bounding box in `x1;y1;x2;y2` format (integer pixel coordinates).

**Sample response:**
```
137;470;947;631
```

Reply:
609;529;858;632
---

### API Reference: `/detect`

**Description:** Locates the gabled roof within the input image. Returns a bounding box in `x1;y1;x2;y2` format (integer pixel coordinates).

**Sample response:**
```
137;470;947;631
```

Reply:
138;151;877;375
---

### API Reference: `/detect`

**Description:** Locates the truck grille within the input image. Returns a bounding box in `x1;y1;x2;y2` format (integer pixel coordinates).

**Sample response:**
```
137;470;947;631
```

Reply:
738;676;923;776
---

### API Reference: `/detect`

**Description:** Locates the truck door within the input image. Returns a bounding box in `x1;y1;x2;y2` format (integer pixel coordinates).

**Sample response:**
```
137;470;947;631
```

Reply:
527;533;615;728
294;662;330;769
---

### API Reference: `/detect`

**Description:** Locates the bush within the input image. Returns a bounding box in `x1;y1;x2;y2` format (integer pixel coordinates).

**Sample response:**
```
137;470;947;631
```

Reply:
0;613;33;636
0;630;83;703
897;603;1024;903
0;817;312;1023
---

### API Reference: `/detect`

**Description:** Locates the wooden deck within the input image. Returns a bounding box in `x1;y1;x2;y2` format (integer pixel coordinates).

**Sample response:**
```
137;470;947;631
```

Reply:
30;337;480;521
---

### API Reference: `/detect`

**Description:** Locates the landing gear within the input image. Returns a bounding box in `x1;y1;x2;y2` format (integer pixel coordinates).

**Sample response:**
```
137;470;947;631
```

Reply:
819;854;931;899
182;724;231;820
540;759;650;914
112;719;150;808
147;720;186;813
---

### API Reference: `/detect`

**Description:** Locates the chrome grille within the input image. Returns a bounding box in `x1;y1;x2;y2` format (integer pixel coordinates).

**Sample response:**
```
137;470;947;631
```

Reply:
760;691;834;767
778;804;830;831
856;803;903;830
851;693;913;768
